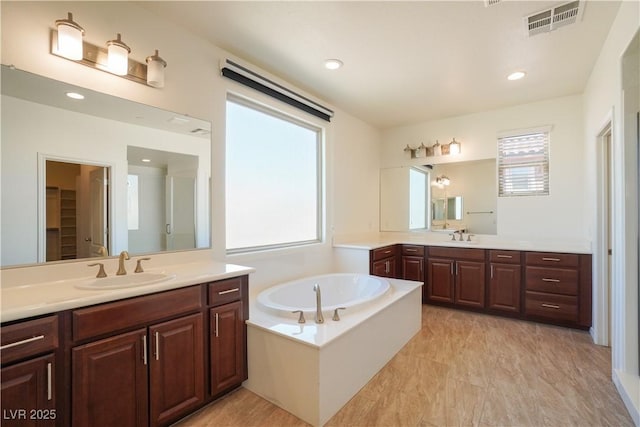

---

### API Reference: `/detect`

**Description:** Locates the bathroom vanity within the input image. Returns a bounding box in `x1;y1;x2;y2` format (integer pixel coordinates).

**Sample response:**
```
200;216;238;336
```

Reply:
337;233;592;330
0;263;252;427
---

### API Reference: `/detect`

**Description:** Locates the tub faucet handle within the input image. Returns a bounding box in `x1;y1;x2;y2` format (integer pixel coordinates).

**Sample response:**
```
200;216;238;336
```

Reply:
332;307;346;321
292;310;306;324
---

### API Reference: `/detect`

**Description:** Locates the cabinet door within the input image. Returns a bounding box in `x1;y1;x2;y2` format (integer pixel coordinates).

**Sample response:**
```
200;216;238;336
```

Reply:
210;301;244;396
1;354;55;427
402;256;424;281
427;259;454;303
372;258;395;278
72;329;148;427
488;263;521;313
149;313;204;427
455;260;486;308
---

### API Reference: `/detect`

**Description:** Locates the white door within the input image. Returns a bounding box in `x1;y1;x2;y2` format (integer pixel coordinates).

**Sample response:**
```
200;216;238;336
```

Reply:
165;175;196;250
89;168;108;256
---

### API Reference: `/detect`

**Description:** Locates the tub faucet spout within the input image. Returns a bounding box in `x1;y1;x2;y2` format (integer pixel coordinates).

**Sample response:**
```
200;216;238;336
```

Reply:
313;283;324;324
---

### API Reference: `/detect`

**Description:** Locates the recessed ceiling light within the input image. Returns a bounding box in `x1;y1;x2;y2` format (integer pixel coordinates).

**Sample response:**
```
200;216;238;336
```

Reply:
324;59;343;70
507;71;526;81
66;92;85;100
141;158;151;163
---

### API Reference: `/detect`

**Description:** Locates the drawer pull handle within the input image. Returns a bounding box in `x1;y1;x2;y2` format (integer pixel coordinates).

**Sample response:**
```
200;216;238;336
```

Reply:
497;255;512;259
406;249;417;252
542;257;561;262
383;250;392;254
541;303;560;309
47;362;52;401
542;278;560;283
0;335;45;350
218;288;240;295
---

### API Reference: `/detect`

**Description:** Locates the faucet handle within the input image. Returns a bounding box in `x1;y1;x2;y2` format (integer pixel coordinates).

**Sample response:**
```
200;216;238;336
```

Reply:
332;307;346;321
292;310;306;324
450;233;456;241
466;234;475;242
88;263;107;278
134;257;151;273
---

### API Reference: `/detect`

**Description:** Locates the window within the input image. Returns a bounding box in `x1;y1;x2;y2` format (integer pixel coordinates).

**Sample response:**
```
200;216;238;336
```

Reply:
409;167;428;230
498;130;550;197
225;96;322;253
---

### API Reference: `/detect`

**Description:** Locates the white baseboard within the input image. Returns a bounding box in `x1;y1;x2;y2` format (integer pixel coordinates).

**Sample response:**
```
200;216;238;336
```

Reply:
613;369;640;426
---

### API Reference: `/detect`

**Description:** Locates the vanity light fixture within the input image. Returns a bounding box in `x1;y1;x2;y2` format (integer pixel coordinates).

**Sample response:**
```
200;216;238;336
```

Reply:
404;138;461;158
50;15;167;88
106;33;131;76
55;12;85;60
145;50;167;88
432;175;451;188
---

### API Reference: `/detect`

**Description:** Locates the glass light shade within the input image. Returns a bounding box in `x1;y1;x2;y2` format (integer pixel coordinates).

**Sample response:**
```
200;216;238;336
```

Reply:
146;50;167;88
449;138;461;155
55;13;84;60
107;34;130;76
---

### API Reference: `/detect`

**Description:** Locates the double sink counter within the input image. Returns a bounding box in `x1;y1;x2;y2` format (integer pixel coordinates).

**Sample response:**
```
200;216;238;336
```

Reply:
333;232;592;330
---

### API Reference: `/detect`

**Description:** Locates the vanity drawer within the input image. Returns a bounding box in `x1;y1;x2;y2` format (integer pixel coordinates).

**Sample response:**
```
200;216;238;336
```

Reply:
525;291;578;323
209;277;244;306
1;315;58;365
402;245;425;256
72;286;202;341
489;250;521;264
428;246;485;261
525;266;578;295
525;252;579;268
372;245;397;261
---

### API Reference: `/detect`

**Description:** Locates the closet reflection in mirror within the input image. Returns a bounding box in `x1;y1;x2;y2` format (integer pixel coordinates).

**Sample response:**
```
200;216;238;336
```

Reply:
432;196;463;222
46;160;110;261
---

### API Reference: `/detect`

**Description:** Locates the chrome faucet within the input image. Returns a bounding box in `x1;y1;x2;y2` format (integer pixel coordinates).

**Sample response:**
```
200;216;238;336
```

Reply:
116;250;130;275
313;283;324;324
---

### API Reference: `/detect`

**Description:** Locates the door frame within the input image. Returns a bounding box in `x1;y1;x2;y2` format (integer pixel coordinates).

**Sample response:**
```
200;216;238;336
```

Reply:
594;110;614;346
37;153;114;263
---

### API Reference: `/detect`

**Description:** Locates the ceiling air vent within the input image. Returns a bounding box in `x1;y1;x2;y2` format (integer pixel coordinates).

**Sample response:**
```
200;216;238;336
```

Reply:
525;0;584;36
484;0;502;7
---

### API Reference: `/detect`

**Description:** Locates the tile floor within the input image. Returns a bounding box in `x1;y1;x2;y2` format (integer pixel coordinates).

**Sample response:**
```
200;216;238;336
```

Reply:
176;305;634;427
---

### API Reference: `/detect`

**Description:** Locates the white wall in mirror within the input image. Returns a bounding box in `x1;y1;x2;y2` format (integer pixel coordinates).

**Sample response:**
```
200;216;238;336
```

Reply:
1;94;210;267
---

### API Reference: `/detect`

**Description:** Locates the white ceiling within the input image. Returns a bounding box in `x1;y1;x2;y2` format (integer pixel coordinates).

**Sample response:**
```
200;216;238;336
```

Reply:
140;1;621;129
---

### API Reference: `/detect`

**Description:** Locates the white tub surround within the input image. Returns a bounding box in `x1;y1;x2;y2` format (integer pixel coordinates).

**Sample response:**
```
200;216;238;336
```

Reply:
1;255;254;322
245;277;422;427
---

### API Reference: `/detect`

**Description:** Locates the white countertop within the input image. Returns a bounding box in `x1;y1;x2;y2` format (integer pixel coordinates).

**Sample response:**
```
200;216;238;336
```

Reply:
333;231;592;254
1;261;254;323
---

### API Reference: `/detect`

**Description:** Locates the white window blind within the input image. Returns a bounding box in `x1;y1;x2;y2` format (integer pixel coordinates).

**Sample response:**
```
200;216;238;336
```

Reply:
498;131;549;197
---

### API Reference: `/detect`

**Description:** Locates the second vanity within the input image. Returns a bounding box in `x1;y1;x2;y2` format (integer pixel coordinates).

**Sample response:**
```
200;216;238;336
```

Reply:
334;232;592;330
0;256;254;427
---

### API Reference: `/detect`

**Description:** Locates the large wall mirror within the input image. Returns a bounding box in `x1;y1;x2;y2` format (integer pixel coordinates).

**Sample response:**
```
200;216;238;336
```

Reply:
1;66;211;267
380;159;497;234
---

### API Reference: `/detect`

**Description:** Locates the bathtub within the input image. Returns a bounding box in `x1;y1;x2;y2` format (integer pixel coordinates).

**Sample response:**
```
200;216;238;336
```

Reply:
256;273;390;314
245;274;422;427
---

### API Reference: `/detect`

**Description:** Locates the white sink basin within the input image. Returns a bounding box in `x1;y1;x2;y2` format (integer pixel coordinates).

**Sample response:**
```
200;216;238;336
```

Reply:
75;273;176;290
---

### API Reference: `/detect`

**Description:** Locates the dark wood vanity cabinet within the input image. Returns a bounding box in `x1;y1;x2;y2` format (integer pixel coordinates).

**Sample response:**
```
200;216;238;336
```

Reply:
488;250;522;313
426;247;486;308
208;277;248;397
1;274;250;427
1;315;59;427
524;252;592;328
370;245;398;278
400;245;425;282
71;287;205;427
